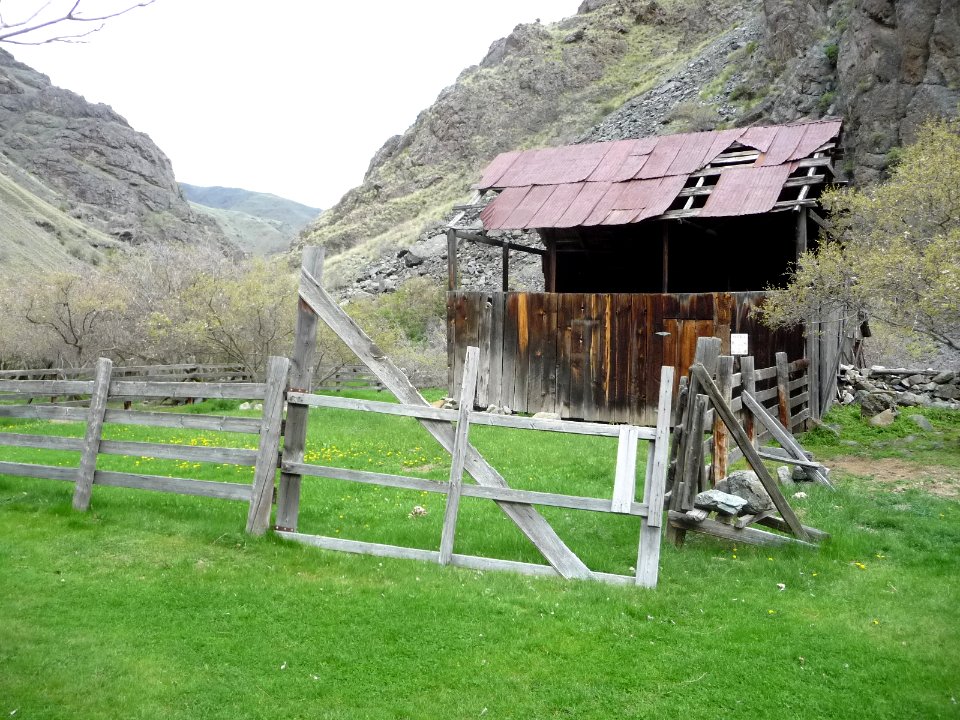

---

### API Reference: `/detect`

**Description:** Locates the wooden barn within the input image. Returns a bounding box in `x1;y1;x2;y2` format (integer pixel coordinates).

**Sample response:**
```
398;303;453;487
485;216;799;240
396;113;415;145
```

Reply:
446;119;848;425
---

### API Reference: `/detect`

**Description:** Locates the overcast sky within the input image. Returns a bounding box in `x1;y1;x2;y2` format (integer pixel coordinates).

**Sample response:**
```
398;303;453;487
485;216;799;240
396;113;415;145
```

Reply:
9;0;581;209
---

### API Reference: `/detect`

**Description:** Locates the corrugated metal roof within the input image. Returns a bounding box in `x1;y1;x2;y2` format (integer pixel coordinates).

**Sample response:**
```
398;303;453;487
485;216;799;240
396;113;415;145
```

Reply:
477;119;841;230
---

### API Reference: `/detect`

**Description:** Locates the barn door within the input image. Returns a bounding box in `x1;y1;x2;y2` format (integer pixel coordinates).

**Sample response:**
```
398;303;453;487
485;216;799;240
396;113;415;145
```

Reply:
662;319;715;395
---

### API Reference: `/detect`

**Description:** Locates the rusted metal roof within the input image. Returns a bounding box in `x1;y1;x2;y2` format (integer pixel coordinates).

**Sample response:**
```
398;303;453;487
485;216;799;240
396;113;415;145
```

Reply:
477;119;841;230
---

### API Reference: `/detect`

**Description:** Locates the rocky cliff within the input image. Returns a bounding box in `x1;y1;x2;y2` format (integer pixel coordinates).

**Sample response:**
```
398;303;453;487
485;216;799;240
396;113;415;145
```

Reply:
300;0;959;294
0;48;225;263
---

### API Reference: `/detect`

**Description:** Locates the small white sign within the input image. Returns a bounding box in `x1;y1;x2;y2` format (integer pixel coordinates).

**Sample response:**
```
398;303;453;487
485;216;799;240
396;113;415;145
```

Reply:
731;333;749;356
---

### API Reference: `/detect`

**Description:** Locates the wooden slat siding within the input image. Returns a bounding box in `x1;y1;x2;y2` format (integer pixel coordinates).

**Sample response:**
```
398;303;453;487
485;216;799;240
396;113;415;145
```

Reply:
476;294;492;407
611;425;639;513
788;376;808;392
584;294;601;421
668;512;814;547
102;409;261;434
684;395;710;509
541;292;559;414
0;433;84;452
276;532;636;587
98;440;257;466
636;365;673;588
523;293;543;414
512;293;530;414
93;470;252;502
447;228;458;291
439;347;479;564
500;294;519;412
446;289;456;394
247;356;291;535
807;317;821;420
451;292;469;396
626;295;643;423
739;356;757;449
275;247;324;532
0;379;94;394
711;356;734;485
775;352;791;428
0;461;79;482
109;381;267;399
0;405;87;421
72;358;113;512
557;293;574;417
692;365;809;540
299;269;593;579
487;293;505;410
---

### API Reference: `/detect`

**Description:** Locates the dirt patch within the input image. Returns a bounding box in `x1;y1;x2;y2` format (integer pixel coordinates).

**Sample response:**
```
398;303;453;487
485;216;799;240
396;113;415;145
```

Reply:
829;456;960;499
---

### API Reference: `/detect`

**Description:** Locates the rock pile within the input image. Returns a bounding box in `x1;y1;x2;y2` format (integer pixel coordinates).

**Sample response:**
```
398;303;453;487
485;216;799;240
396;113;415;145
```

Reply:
694;468;819;517
836;366;960;419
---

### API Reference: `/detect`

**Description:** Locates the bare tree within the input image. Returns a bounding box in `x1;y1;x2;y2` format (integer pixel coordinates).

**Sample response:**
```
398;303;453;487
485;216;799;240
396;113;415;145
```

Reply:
0;1;156;45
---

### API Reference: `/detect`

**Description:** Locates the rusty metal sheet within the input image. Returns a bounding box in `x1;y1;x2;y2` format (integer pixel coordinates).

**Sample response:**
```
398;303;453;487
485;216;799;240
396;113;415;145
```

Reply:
664;131;718;176
478;150;523;189
635;175;688;221
701;127;748;166
497;143;610;187
502;185;558;229
635;133;686;179
525;182;585;228
583;184;628;226
788;120;842;160
760;123;808;166
481;186;532;229
555;182;612;228
698;164;792;217
587;139;641;182
739;125;779;153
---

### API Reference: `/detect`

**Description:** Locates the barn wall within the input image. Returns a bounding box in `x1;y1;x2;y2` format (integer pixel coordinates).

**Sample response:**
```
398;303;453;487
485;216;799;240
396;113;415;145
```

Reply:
447;291;804;425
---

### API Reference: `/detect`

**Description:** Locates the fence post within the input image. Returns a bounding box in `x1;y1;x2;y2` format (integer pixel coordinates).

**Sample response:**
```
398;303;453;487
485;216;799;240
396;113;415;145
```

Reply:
740;356;757;449
439;346;479;565
247;355;291;535
775;352;790;430
276;246;324;532
711;355;734;485
72;357;113;511
806;318;821;422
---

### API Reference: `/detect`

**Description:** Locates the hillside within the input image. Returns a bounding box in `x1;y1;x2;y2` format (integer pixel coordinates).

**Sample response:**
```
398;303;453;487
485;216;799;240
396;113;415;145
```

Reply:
0;47;225;273
180;183;320;256
299;0;959;292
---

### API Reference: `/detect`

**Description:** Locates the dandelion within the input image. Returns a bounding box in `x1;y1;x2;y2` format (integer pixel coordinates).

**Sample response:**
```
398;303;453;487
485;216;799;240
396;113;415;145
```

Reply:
854;562;867;570
768;609;776;615
872;619;880;625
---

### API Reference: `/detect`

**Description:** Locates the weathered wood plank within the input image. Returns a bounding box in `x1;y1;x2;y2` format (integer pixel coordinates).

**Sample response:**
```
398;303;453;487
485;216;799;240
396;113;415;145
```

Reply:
98;440;258;466
0;379;94;394
439;347;479;564
501;293;519;413
72;358;112;512
776;352;791;428
299;269;593;579
277;246;324;531
0;461;78;482
93;470;252;501
108;381;267;400
711;355;734;484
512;293;530;414
740;355;757;449
488;293;505;410
611;425;639;514
102;409;261;434
0;433;84;452
247;356;291;535
668;511;815;547
476;295;492;407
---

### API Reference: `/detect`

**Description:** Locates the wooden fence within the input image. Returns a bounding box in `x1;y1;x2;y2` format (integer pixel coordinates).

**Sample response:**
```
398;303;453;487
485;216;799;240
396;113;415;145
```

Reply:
0;356;288;533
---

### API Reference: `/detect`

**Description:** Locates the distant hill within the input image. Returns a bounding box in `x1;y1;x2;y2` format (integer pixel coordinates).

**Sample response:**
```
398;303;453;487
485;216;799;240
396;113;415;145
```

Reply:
180;184;320;256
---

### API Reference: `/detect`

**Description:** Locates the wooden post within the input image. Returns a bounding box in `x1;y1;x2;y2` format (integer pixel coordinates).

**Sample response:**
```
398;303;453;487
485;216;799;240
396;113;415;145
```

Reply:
447;228;458;292
546;241;557;292
72;357;112;511
439;346;479;564
806;319;821;421
501;241;509;292
795;206;808;259
711;355;734;484
276;246;324;531
247;355;291;535
740;355;757;449
636;365;674;588
775;352;790;430
298;266;593;579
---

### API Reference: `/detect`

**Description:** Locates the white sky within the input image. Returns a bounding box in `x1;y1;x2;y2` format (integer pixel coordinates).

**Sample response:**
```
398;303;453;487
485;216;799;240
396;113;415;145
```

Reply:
8;0;581;209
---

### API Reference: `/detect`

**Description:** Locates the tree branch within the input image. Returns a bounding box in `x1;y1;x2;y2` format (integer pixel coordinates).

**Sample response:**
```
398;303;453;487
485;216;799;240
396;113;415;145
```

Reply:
0;1;156;45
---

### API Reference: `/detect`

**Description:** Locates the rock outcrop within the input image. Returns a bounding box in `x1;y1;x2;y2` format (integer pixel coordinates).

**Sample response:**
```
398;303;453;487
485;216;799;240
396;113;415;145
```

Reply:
0;48;225;252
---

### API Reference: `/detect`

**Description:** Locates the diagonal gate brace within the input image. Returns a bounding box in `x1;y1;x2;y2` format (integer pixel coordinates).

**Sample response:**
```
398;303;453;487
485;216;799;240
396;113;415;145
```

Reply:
298;267;593;580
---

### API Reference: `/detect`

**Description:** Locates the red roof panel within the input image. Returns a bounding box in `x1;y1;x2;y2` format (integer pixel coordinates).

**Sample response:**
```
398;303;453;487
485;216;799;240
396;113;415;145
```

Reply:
635;134;686;179
481;185;530;228
555;182;612;228
587;139;640;182
664;131;717;176
702;128;748;165
502;185;558;229
583;183;628;226
478;150;523;189
739;125;779;153
789;120;842;160
760;123;808;166
635;175;689;221
698;165;792;217
496;143;610;187
526;182;585;228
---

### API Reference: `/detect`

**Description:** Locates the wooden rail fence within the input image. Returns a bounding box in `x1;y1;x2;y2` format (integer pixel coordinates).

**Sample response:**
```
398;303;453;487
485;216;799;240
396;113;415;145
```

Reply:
0;357;289;534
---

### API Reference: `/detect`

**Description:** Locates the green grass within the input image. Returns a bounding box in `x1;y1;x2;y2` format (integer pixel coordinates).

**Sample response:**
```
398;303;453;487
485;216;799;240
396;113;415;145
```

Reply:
1;395;959;718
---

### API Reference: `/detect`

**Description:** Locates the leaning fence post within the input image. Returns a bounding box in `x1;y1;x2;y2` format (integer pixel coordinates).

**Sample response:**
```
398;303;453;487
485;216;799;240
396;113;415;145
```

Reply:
711;355;734;485
439;346;479;565
276;246;324;531
247;355;291;535
740;355;757;449
72;357;113;511
775;352;790;430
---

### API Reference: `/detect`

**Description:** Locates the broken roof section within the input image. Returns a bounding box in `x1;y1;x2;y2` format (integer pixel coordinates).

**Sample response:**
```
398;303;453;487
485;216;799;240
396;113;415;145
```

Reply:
477;119;841;230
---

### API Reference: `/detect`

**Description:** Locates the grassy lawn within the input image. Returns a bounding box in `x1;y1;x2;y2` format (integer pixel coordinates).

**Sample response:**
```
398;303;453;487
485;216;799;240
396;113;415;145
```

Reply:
1;393;958;719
